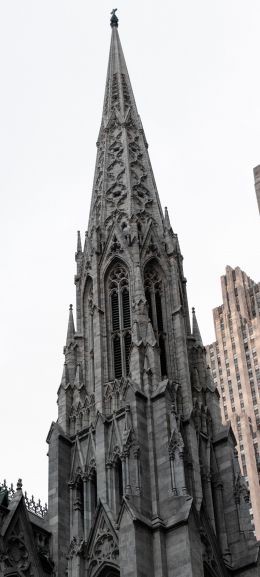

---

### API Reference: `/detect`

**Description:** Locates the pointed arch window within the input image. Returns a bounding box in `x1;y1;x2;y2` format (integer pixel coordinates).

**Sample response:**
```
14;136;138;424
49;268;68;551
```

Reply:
108;262;131;379
144;265;167;377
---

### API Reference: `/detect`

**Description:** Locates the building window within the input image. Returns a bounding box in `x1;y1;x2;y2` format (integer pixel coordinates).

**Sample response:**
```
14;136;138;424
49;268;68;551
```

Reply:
108;262;131;379
144;263;167;378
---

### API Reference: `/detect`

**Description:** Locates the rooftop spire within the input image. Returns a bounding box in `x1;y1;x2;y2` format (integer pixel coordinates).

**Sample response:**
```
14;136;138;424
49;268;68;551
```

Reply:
76;231;82;254
88;17;164;238
164;207;171;230
66;304;75;346
192;307;203;346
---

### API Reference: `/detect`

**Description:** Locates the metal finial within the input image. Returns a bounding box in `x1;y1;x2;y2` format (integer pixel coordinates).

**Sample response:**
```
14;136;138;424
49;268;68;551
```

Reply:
110;8;118;28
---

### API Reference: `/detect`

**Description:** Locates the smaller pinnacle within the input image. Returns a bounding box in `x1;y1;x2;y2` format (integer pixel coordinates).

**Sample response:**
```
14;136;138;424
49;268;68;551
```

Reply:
77;231;82;253
66;305;75;346
17;478;23;491
110;8;118;28
192;307;203;346
164;207;171;230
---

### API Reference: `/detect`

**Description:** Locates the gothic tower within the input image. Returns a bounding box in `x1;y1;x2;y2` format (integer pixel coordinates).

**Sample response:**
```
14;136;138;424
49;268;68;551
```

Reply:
47;11;260;577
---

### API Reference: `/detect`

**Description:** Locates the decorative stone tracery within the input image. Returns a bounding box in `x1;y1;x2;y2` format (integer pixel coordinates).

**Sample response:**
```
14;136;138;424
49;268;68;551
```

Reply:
87;507;119;577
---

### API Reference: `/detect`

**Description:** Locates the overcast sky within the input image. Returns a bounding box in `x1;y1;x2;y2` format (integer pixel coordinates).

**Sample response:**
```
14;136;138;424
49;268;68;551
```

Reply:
0;1;259;503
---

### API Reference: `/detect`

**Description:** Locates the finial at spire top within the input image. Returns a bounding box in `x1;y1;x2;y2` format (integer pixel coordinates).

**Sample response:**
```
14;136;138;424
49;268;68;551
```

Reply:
110;8;118;28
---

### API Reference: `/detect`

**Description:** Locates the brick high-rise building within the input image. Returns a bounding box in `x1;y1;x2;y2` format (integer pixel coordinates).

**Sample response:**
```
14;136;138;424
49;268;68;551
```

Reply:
207;265;260;540
1;12;260;577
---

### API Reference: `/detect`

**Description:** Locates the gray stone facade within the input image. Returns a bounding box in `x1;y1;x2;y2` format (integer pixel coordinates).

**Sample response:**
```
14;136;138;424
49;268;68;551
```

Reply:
1;13;260;577
46;16;260;577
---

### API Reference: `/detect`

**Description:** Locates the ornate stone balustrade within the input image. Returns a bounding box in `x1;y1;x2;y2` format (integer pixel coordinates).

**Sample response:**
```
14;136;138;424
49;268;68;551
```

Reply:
0;479;48;518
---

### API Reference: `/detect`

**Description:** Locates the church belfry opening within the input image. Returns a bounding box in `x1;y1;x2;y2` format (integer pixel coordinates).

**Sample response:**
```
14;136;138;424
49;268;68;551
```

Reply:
107;260;131;379
144;260;167;378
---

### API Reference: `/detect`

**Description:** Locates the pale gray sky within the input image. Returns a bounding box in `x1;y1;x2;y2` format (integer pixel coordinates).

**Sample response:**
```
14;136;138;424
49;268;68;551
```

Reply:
0;1;259;503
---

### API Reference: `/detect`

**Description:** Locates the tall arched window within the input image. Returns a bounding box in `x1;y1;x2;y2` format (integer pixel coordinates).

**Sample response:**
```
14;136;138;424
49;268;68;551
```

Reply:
108;262;131;379
144;264;167;377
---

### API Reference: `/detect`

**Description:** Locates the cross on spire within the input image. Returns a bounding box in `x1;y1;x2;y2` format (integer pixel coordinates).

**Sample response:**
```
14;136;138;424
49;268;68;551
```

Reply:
110;8;118;27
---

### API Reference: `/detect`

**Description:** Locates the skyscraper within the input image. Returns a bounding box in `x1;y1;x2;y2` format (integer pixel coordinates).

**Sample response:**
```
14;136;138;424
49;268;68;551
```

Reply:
253;165;260;214
0;12;259;577
206;265;260;540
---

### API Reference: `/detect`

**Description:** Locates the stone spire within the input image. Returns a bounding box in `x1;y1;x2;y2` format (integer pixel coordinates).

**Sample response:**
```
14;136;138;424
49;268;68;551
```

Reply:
66;304;75;346
46;15;260;577
76;230;82;254
164;206;171;230
192;307;203;346
88;13;165;239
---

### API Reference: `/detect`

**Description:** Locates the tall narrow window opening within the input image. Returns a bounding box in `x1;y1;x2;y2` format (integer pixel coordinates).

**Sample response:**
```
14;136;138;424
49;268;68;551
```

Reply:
114;458;123;515
108;262;131;379
144;264;167;377
90;471;97;514
113;335;122;378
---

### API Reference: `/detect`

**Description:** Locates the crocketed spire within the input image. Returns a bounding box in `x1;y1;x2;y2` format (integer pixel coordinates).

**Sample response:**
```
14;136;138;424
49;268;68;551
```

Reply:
88;14;164;237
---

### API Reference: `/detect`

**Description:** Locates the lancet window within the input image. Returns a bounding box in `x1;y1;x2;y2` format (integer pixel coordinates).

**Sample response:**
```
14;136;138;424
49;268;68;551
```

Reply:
144;264;167;377
114;457;123;515
108;262;131;379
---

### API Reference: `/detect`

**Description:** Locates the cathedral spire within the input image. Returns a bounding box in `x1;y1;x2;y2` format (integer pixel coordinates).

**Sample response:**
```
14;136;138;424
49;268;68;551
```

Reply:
47;17;260;577
88;12;164;240
102;12;139;122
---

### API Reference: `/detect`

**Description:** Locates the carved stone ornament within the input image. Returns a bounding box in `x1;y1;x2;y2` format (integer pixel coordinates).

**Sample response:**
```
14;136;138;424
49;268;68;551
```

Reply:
67;536;85;559
146;236;160;257
104;377;129;413
200;527;219;574
234;471;250;504
168;429;184;460
6;535;30;572
108;235;123;256
88;528;119;576
233;448;250;504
